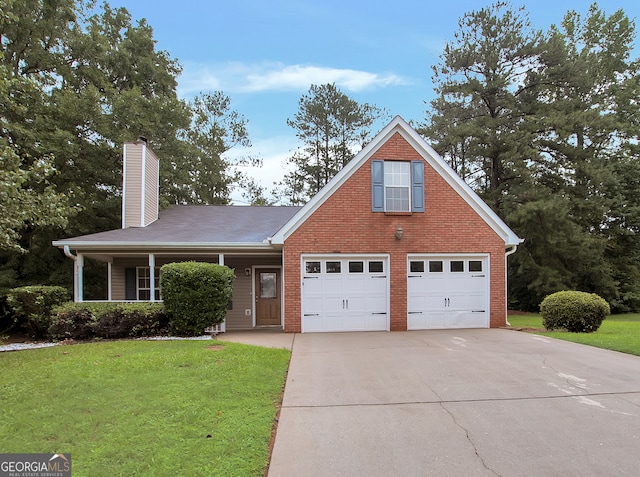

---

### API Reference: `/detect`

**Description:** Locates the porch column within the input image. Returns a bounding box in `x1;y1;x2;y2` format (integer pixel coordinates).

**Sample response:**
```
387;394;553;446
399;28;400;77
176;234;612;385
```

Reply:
107;261;113;301
149;253;156;302
218;253;226;332
76;254;84;302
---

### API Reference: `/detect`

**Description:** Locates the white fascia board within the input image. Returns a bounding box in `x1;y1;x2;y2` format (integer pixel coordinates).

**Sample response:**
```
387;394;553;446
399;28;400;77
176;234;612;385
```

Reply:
271;115;523;247
51;241;279;251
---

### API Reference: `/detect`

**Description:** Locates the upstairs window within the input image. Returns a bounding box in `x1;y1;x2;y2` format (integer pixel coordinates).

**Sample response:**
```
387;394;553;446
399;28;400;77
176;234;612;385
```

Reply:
384;162;411;212
372;160;424;213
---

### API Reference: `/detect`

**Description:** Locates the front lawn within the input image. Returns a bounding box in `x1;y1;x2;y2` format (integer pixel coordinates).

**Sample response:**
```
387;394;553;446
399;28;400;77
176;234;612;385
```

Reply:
508;313;640;356
0;340;290;476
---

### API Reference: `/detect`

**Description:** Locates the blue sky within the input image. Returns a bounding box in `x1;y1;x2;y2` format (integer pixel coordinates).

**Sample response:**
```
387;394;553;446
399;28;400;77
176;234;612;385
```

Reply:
114;0;639;202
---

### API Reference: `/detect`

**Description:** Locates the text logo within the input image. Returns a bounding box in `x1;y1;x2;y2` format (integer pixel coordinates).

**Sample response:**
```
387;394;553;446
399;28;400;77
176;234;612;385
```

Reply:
0;454;71;477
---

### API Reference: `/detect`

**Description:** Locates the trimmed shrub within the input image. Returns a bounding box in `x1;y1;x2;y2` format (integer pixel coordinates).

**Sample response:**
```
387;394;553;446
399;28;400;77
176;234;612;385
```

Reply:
48;302;97;340
92;303;169;339
7;286;70;338
540;291;610;333
161;262;235;336
49;302;168;340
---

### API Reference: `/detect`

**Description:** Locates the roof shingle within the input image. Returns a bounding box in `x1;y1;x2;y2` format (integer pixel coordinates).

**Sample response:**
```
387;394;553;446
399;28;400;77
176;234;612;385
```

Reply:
55;205;302;245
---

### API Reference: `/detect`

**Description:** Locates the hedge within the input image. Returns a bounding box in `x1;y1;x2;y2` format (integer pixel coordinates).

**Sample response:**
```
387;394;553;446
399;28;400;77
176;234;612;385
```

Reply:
49;302;169;340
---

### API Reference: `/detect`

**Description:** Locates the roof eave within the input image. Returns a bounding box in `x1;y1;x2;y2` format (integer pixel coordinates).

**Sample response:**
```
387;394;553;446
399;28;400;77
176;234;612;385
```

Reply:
52;241;280;252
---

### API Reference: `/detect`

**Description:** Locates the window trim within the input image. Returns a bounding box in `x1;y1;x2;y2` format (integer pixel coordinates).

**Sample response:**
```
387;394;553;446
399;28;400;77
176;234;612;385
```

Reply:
372;159;424;213
384;161;411;212
135;266;161;301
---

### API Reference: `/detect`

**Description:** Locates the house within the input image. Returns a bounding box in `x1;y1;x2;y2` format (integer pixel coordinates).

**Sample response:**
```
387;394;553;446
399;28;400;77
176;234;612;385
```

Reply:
53;116;523;333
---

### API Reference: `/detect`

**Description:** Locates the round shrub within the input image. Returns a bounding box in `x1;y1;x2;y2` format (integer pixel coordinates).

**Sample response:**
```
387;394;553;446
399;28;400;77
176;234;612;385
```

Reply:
540;291;610;333
161;262;235;336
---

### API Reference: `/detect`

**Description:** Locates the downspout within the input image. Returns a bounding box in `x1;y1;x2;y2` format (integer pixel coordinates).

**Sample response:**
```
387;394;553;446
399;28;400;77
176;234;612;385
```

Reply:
63;246;83;302
504;244;519;326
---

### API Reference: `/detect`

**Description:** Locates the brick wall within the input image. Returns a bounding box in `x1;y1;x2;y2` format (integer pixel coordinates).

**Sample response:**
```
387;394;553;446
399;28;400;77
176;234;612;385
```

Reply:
283;132;508;333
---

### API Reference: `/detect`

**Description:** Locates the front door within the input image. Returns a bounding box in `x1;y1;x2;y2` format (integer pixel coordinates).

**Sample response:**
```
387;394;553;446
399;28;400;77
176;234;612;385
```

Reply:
255;268;281;326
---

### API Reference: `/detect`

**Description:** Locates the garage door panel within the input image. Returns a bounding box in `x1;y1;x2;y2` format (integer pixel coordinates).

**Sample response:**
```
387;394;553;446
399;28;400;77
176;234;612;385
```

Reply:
408;311;448;330
347;277;367;293
467;311;488;327
302;277;322;295
467;293;486;310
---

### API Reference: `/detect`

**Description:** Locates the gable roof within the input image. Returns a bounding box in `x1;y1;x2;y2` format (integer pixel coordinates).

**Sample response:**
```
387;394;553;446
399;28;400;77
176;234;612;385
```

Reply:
270;116;523;247
53;205;302;251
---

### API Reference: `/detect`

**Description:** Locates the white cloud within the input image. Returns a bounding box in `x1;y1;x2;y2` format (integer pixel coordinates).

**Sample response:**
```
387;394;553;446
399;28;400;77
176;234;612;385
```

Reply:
225;135;297;205
178;61;408;97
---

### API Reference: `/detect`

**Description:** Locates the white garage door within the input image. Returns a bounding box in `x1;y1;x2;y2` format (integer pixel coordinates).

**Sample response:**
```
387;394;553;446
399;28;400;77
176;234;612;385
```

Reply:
301;255;389;332
407;255;489;330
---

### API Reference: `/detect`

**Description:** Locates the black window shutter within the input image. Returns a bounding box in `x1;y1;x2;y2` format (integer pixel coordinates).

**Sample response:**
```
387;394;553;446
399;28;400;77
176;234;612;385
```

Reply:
125;268;137;300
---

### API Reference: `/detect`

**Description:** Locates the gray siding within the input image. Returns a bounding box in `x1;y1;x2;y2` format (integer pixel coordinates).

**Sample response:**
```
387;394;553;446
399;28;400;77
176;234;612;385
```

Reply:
111;255;282;330
122;143;143;228
122;141;159;229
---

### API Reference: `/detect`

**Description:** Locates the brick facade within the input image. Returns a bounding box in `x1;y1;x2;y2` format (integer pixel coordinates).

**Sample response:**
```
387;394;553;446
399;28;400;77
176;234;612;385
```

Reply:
283;132;507;332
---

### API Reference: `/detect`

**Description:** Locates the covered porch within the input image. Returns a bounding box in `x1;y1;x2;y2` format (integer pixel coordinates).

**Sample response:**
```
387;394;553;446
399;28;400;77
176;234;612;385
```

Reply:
63;247;285;331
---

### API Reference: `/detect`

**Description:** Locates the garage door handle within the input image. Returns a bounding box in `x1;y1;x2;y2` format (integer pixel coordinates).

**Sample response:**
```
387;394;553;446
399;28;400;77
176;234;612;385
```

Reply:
472;274;485;278
471;310;486;313
303;313;320;316
408;311;423;314
371;312;387;315
371;276;387;278
303;276;319;279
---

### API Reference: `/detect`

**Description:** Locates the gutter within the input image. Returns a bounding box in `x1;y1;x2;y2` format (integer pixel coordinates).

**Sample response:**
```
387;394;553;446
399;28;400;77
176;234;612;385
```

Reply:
63;245;77;261
505;244;519;257
52;241;280;251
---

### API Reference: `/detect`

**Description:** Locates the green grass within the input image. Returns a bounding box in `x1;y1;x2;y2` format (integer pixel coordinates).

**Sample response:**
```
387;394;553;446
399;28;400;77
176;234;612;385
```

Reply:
508;313;640;356
0;340;290;477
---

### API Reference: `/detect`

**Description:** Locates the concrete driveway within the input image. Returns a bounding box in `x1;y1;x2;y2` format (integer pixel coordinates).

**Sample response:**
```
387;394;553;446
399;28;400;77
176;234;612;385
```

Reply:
267;329;640;477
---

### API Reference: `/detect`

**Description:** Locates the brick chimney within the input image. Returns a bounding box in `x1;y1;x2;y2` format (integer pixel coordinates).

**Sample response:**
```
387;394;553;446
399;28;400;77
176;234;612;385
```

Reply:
122;137;159;228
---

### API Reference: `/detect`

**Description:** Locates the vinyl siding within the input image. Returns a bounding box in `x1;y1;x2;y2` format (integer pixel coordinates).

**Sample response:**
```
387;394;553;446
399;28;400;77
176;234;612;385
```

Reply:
123;141;159;229
111;255;282;329
122;143;143;228
224;256;282;330
144;147;159;226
